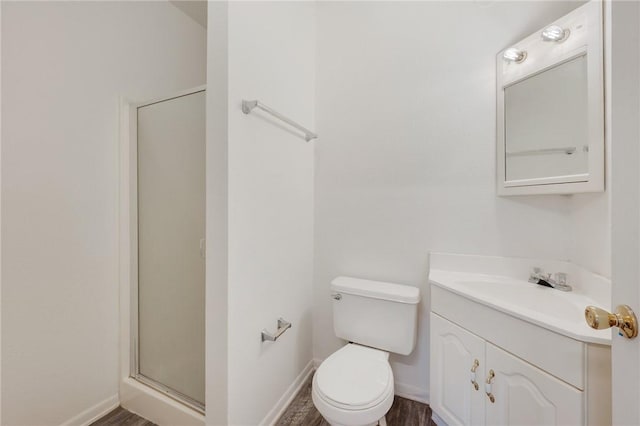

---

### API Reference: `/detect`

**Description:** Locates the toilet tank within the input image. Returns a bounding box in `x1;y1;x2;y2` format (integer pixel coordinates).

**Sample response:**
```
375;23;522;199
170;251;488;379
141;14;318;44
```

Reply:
331;276;420;356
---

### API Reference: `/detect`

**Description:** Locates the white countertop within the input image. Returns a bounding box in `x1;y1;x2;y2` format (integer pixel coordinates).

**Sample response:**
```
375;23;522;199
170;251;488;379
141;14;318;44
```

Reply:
429;267;612;345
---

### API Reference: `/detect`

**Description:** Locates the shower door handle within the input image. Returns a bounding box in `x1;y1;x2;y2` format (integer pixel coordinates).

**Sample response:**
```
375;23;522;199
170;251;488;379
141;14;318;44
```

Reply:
200;238;206;259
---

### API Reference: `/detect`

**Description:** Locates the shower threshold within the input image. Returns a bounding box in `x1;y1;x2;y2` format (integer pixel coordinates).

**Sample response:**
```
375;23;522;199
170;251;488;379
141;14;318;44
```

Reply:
134;374;205;414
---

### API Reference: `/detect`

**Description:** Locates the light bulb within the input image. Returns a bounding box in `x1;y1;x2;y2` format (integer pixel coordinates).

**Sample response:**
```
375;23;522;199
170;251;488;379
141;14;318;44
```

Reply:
541;25;569;42
503;47;526;63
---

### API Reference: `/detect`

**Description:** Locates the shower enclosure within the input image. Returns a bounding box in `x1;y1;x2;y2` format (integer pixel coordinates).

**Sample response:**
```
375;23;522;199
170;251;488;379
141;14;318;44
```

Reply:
119;87;206;421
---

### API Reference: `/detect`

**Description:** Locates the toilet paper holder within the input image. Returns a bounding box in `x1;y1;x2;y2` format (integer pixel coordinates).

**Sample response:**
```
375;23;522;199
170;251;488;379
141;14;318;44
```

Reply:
261;318;292;342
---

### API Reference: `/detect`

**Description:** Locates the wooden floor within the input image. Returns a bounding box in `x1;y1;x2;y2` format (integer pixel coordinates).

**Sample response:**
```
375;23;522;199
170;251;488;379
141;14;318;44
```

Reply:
276;375;436;426
92;375;434;426
90;407;157;426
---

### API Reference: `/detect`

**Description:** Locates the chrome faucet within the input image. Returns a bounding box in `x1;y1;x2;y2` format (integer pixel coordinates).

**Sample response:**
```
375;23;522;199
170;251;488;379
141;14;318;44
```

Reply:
529;267;572;292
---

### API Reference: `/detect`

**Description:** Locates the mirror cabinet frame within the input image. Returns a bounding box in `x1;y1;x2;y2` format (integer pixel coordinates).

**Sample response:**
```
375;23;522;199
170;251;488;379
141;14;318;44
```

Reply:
496;1;604;196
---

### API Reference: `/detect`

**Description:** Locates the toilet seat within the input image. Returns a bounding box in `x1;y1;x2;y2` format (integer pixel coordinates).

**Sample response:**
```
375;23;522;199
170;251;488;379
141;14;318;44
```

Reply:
312;344;394;426
315;344;393;409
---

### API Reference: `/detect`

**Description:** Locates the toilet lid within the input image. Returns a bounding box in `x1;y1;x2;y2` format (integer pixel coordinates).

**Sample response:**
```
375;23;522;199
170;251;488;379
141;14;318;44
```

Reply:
315;344;392;409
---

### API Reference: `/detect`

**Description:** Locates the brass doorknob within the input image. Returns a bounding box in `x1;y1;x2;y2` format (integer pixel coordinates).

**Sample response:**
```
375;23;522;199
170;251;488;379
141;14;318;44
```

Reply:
585;305;638;339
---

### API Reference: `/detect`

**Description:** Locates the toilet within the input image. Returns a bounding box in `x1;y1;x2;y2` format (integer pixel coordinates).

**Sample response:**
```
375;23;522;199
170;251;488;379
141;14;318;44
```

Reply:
312;276;420;426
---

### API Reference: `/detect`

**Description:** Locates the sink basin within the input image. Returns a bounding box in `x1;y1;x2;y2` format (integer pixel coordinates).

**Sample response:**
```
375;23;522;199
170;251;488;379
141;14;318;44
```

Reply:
429;269;611;344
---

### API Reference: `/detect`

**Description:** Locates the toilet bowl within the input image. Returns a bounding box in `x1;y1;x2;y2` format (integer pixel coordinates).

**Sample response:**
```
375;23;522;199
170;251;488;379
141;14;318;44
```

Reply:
312;344;394;426
312;277;420;426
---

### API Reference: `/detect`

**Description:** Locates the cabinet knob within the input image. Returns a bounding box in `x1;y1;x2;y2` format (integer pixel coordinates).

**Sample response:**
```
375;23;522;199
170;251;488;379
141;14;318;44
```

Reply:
470;359;479;391
485;369;495;403
585;305;638;339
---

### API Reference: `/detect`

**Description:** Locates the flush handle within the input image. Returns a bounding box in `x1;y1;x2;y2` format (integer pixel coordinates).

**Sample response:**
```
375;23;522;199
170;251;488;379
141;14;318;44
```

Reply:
470;359;480;390
585;305;638;339
485;369;495;403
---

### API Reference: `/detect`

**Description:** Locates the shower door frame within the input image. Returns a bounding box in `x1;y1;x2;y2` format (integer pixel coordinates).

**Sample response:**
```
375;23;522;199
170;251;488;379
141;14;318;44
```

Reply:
119;86;207;424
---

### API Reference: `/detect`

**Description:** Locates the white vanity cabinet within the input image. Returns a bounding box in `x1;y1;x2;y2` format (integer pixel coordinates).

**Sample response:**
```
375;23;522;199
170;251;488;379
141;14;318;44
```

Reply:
429;285;612;426
428;253;612;425
431;313;585;426
430;314;485;425
484;341;583;425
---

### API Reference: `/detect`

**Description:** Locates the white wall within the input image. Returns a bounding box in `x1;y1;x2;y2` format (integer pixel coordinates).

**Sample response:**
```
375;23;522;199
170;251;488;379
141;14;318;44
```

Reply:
225;2;316;424
206;1;229;424
569;191;610;277
1;2;206;424
0;3;3;423
313;0;608;403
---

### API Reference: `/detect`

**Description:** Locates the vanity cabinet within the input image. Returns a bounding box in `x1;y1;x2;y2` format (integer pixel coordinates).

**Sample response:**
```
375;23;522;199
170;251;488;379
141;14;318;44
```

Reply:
430;314;485;425
430;313;600;426
430;306;610;426
484;340;582;425
428;253;612;426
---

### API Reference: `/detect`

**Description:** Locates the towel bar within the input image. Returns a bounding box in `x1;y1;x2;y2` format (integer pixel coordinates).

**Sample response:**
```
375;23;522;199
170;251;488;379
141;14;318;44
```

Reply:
242;99;318;142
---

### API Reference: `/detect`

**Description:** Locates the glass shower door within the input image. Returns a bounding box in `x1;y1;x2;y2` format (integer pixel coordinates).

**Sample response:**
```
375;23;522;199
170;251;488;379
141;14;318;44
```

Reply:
135;89;206;410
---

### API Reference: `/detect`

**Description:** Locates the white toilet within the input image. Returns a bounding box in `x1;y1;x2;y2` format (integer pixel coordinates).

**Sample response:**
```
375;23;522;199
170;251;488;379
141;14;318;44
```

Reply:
312;276;420;426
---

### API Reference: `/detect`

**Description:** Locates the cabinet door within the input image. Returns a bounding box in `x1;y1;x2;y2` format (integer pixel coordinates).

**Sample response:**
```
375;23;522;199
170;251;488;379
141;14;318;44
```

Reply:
430;313;486;425
485;343;583;425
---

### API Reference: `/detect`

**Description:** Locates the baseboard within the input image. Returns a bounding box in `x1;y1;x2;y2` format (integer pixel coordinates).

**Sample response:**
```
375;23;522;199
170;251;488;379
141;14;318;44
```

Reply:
431;411;446;426
312;358;323;369
60;394;119;426
260;360;314;426
394;381;429;405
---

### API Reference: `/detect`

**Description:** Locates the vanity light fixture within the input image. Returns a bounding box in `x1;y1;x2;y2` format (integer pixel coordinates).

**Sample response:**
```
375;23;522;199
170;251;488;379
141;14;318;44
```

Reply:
541;25;570;42
503;47;527;63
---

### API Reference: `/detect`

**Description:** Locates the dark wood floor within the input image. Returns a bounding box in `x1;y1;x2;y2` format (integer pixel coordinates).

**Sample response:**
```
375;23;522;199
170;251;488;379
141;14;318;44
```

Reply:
276;375;435;426
92;375;434;426
90;407;156;426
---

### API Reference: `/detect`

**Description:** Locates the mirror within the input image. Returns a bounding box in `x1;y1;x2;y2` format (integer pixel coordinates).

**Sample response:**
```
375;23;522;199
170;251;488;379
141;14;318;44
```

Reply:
497;1;604;195
505;55;588;182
